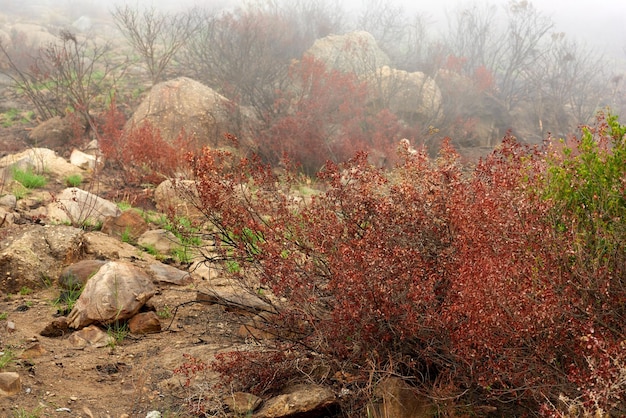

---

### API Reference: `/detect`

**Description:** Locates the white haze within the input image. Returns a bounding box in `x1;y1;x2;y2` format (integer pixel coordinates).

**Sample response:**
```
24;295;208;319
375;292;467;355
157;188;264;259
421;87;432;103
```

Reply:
11;0;626;54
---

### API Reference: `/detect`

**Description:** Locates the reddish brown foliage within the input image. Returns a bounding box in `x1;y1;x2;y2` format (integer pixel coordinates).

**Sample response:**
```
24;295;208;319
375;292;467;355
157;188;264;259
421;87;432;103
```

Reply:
209;350;294;396
183;123;626;414
98;100;195;185
473;65;495;91
259;57;407;174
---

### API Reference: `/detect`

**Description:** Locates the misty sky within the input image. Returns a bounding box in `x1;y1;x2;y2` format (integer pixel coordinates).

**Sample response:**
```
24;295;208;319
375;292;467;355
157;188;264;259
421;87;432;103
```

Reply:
147;0;626;57
416;0;626;55
11;0;626;57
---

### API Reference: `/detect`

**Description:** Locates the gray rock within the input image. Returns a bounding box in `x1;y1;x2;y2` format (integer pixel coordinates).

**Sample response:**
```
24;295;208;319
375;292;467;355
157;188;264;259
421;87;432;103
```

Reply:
0;147;83;179
69;149;99;170
370;66;443;124
137;229;181;256
127;77;239;147
72;16;92;32
0;194;17;210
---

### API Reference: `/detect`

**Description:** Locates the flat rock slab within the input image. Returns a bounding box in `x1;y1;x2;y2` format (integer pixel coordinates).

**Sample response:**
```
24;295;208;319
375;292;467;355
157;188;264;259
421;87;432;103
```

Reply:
148;262;192;286
196;288;276;315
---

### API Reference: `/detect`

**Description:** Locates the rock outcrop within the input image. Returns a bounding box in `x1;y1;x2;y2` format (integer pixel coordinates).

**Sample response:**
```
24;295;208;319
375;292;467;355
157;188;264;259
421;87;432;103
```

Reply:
0;225;84;293
305;31;390;76
370;66;443;124
126;77;255;147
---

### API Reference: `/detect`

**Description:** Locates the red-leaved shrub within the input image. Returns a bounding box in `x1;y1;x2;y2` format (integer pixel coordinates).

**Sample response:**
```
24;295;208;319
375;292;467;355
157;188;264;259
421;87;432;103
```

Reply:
258;56;408;174
180;112;626;415
98;99;196;185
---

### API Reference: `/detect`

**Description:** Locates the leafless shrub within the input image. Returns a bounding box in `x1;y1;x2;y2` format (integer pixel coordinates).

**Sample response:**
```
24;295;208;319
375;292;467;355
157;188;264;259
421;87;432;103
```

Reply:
111;4;201;85
0;29;120;126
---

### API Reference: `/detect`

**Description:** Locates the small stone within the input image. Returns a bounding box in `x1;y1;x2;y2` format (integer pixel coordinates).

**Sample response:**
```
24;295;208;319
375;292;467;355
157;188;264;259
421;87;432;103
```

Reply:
20;343;46;359
0;372;22;396
223;392;262;415
68;325;114;348
145;411;161;418
40;316;70;338
128;311;161;334
6;321;16;333
254;384;336;418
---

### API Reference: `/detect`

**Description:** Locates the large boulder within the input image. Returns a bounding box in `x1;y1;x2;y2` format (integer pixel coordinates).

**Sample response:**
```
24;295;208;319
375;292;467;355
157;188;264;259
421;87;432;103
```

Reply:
305;31;390;76
126;77;252;147
370;66;443;124
0;224;84;293
67;261;156;329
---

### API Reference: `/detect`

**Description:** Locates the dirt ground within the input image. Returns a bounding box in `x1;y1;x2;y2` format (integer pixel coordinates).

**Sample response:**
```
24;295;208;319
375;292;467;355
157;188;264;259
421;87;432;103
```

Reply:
0;86;252;417
0;270;254;417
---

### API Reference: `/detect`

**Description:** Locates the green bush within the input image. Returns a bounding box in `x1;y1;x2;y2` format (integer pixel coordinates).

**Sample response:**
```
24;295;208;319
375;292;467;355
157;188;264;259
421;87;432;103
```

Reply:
65;174;83;187
11;167;47;189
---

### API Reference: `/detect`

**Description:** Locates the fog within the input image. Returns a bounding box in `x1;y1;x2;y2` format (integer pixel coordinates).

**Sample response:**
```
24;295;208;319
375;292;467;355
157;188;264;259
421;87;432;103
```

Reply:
3;0;626;151
9;0;626;55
